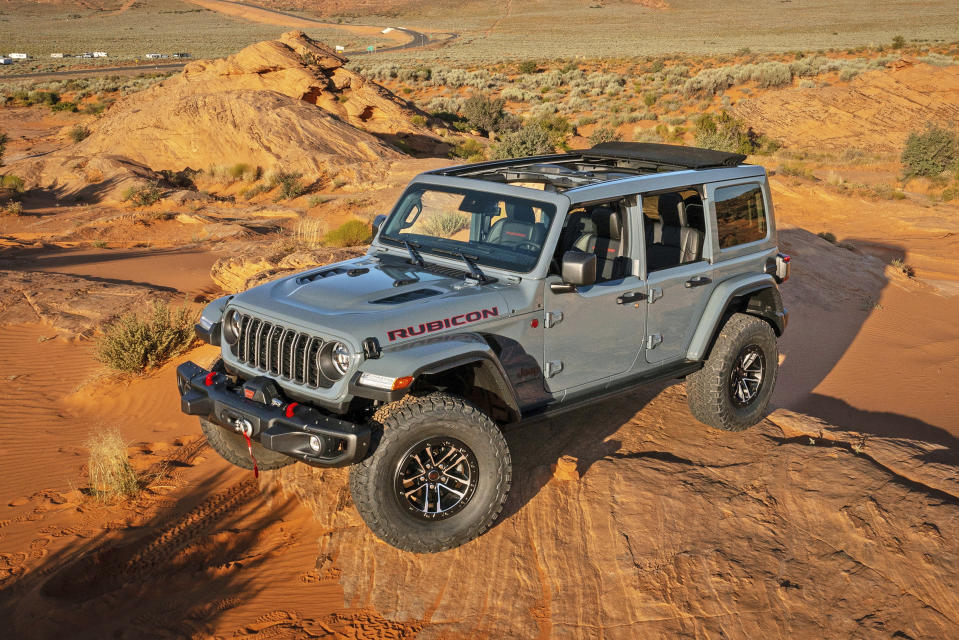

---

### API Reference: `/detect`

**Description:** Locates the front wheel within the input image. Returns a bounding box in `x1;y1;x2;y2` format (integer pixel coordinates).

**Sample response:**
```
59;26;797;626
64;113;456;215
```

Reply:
349;393;511;553
685;313;779;431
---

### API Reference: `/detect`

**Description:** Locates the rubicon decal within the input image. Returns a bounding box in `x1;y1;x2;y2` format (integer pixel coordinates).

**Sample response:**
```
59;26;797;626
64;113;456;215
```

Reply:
387;307;499;341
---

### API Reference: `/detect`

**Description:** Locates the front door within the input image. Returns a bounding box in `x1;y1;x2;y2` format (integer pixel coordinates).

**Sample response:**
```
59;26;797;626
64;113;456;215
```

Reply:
543;275;647;393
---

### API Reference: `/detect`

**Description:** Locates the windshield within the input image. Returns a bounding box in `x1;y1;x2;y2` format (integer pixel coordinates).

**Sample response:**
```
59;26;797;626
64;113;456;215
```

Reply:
379;185;557;273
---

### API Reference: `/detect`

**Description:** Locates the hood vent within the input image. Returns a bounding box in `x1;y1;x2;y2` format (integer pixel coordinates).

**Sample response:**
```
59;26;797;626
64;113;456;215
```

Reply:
370;288;443;305
296;266;349;284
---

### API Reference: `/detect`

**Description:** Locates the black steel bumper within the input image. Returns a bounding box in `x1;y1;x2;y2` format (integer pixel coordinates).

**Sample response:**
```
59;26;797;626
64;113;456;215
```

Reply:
176;361;370;467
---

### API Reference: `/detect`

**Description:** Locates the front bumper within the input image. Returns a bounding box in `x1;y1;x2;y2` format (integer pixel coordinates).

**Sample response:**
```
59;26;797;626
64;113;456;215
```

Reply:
176;361;371;467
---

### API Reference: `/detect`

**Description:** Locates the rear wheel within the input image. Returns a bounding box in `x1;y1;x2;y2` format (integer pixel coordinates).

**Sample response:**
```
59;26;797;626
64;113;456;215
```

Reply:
685;313;778;431
349;392;511;553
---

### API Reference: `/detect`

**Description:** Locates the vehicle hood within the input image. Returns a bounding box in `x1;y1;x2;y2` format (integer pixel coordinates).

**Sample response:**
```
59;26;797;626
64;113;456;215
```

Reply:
229;254;514;346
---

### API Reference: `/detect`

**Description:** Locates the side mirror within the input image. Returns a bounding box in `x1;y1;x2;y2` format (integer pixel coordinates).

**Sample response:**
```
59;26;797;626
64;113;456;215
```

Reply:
561;251;596;287
371;214;387;238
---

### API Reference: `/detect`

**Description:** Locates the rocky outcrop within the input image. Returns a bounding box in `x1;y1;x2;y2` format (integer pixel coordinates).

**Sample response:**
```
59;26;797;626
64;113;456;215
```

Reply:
275;386;959;638
8;32;440;202
736;61;959;153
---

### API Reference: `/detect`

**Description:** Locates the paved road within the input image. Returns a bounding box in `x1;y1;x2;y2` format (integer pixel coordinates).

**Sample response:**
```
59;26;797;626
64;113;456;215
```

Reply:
0;1;447;81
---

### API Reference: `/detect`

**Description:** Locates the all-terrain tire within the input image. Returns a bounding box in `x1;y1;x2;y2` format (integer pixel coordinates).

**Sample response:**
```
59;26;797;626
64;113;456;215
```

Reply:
199;418;295;471
685;313;779;431
349;392;512;553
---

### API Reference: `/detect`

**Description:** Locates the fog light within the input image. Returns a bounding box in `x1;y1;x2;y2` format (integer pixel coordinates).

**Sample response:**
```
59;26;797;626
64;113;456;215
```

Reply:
309;435;321;452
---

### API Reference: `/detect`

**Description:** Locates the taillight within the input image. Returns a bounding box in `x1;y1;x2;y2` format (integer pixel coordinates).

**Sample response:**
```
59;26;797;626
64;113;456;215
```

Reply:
776;253;791;283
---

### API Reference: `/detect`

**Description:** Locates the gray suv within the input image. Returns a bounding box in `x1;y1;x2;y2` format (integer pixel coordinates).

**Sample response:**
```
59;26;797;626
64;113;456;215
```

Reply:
177;142;790;552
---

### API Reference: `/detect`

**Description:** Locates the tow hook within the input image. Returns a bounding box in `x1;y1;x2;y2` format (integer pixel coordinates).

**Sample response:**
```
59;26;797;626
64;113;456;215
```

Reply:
227;417;258;478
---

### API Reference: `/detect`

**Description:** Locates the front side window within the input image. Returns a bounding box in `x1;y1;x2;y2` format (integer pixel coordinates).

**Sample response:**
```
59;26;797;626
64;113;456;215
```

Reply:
714;183;767;249
380;185;556;273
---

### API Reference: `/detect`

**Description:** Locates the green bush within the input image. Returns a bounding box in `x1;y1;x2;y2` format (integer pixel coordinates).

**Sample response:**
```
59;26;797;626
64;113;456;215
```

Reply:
51;101;78;112
491;122;555;159
269;170;306;200
901;125;958;178
1;174;25;193
451;137;486;161
589;125;620;145
122;182;163;206
694;111;778;155
410;114;427;127
518;60;538;74
0;131;7;166
243;182;271;200
324;219;371;247
892;35;906;49
69;125;91;143
463;94;515;136
96;300;197;373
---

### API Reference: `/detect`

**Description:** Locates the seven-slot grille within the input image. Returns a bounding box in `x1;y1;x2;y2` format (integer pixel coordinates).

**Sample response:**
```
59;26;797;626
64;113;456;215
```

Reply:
231;313;334;388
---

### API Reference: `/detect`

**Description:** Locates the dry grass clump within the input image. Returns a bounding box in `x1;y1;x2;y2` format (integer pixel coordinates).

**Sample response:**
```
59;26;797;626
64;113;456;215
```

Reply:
293;217;327;249
86;428;138;499
210;162;260;183
324;219;371;247
96;299;197;373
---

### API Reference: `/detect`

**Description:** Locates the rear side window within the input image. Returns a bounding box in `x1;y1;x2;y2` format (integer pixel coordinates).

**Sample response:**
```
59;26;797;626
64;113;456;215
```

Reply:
714;183;767;249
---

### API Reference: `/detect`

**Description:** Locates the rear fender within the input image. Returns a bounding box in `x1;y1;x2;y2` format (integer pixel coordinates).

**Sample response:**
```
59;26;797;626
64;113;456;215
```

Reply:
687;274;786;362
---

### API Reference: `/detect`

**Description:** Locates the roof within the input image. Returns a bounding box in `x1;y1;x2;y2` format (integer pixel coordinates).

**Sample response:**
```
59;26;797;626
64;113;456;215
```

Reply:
585;142;747;169
430;143;749;192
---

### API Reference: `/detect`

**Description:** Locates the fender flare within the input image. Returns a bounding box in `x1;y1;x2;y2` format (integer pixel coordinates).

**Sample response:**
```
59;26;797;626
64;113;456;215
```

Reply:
353;332;522;421
686;274;786;362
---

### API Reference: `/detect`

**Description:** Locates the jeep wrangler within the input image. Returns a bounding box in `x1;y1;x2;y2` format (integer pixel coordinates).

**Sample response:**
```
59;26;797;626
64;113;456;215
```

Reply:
177;142;790;553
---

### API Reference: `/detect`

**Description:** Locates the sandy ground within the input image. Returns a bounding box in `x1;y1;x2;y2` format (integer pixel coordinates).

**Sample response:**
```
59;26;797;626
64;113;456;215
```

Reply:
0;99;957;636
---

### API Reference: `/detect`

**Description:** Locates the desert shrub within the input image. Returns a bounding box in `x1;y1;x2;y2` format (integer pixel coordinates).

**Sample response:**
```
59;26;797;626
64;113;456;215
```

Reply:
86;429;138;499
892;35;906;49
292;217;327;248
518;60;538;74
1;174;25;192
122;181;163;206
96;299;197;373
422;210;470;238
243;182;271;200
491;122;555;159
891;258;915;277
410;114;427;126
83;100;109;115
267;171;306;200
463;94;514;135
589;125;620;145
0;131;7;166
308;194;331;207
51;101;78;112
818;231;838;244
450;137;487;161
324;219;371;247
643;92;658;107
3;201;23;216
159;168;198;189
69;125;91;143
901;125;958;178
632;127;662;143
778;162;816;179
694;112;778;155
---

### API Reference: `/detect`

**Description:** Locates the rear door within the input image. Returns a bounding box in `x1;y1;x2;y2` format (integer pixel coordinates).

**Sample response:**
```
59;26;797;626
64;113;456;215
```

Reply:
642;186;717;364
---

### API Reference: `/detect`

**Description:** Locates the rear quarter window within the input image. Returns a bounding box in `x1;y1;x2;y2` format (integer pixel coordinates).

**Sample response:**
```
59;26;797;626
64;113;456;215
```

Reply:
714;183;768;249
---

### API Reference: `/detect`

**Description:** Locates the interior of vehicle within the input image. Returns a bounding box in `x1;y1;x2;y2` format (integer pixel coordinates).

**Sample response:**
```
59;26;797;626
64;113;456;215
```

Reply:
552;200;631;281
643;188;706;272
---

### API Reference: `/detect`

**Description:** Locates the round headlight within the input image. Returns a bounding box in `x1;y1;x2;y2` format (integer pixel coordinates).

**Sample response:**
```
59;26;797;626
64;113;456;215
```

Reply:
331;342;352;375
223;310;242;345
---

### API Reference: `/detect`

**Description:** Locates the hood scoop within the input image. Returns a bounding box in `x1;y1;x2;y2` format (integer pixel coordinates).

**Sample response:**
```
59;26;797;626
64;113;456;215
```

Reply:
370;288;443;305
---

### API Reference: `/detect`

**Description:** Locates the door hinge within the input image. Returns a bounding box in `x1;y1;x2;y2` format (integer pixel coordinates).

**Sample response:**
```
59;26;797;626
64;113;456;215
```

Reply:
648;288;663;303
646;334;663;349
544;311;563;328
544;360;564;378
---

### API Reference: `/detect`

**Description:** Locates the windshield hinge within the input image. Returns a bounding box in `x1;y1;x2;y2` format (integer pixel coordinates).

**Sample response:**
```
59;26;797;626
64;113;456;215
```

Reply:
544;311;563;328
646;334;663;349
544;360;564;378
648;287;663;303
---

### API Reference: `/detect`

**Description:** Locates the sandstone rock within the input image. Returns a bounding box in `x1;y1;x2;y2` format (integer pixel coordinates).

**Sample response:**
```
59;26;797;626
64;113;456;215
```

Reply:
551;455;580;481
0;270;170;338
277;385;959;638
736;62;959;153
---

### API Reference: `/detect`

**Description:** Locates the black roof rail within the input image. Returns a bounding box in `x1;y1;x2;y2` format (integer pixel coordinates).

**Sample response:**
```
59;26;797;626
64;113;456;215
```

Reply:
585;142;747;169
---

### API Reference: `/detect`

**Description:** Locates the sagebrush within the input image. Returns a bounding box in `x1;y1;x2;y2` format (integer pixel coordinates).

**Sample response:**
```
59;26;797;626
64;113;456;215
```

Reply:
96;300;197;373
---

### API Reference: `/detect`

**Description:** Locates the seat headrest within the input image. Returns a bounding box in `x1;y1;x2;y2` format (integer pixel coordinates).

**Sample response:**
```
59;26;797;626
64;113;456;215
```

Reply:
564;211;597;240
506;202;536;224
589;206;622;241
657;192;685;227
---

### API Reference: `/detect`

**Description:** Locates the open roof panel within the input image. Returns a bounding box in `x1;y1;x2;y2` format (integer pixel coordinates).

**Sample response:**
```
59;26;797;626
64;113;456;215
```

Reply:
432;143;748;192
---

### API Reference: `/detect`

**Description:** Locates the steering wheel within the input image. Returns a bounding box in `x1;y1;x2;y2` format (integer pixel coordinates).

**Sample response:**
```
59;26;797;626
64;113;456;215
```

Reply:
513;241;540;253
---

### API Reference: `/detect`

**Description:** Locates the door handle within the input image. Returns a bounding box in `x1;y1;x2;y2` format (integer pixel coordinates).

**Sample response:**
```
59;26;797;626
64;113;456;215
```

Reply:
616;291;646;304
684;276;712;288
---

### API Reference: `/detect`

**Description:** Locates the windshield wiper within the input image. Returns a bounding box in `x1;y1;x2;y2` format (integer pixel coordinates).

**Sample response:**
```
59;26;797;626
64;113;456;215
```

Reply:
458;252;491;284
402;240;425;267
